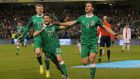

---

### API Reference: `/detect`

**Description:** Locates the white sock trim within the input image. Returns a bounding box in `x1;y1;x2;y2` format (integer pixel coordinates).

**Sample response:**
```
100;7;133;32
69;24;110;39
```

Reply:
90;63;96;68
59;61;64;65
17;47;19;48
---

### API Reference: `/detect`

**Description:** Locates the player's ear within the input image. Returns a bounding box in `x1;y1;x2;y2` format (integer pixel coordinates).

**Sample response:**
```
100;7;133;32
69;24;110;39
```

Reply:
50;18;52;22
92;7;94;11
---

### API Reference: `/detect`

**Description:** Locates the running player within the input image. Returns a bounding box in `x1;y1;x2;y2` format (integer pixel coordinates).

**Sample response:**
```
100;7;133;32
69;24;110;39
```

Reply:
33;13;69;79
16;20;26;55
55;2;119;79
19;4;44;75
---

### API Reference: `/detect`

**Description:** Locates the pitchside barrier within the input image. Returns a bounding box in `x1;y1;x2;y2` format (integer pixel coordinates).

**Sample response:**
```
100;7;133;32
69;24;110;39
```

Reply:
0;39;140;45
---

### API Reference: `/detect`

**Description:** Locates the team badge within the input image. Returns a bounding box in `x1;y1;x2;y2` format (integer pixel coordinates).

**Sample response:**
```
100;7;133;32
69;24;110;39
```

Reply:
91;21;95;26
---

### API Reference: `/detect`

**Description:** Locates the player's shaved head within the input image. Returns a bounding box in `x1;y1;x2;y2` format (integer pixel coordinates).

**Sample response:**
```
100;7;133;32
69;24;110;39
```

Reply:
103;16;107;20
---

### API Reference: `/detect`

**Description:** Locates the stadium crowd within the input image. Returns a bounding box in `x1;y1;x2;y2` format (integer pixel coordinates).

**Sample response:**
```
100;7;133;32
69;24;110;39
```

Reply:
0;4;140;39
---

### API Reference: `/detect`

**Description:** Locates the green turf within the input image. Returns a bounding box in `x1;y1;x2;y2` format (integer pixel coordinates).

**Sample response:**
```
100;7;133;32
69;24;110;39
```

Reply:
0;44;140;79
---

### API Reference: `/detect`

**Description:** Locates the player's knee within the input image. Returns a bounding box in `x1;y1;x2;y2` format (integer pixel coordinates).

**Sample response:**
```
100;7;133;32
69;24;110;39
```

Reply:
58;58;63;63
90;53;96;58
89;53;96;63
35;48;41;55
82;58;88;65
57;55;63;62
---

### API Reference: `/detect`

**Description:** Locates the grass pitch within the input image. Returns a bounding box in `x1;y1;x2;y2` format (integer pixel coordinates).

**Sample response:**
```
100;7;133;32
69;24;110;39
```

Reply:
0;44;140;79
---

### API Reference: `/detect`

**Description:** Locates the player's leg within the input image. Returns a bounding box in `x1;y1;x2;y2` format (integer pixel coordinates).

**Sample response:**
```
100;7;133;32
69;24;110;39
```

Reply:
122;43;126;52
50;53;64;75
16;40;20;55
127;43;130;52
23;39;27;47
34;40;43;74
89;53;96;79
89;44;97;79
106;47;111;61
126;39;130;52
106;36;111;62
122;39;126;52
98;36;105;62
81;44;89;65
44;52;50;78
55;48;68;79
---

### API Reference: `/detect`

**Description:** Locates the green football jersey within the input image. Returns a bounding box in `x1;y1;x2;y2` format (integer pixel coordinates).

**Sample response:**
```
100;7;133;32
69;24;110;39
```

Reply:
16;26;25;38
76;15;103;44
23;15;43;41
37;24;61;51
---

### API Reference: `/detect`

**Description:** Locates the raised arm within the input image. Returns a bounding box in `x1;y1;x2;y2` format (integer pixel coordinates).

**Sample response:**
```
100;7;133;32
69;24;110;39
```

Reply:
19;19;33;39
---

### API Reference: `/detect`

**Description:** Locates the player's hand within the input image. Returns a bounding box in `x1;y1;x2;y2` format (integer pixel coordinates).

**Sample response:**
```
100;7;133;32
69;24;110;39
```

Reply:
18;34;23;40
114;33;122;39
42;24;46;30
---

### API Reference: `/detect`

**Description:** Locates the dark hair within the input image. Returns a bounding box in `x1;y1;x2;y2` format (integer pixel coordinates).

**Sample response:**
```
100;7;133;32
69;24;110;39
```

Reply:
43;13;52;18
86;1;94;7
35;4;43;7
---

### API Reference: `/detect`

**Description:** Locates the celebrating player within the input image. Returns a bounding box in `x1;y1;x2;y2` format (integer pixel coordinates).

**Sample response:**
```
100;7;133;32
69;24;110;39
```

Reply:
33;13;69;79
19;4;45;75
16;20;26;55
55;2;119;79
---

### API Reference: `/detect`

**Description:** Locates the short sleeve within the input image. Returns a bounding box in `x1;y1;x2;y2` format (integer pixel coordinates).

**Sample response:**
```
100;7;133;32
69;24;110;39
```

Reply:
54;25;61;31
98;18;103;27
36;26;42;31
30;16;33;23
75;16;82;24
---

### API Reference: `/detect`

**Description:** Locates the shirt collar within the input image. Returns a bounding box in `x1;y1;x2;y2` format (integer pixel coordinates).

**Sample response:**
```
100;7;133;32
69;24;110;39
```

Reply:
37;14;43;17
86;13;94;18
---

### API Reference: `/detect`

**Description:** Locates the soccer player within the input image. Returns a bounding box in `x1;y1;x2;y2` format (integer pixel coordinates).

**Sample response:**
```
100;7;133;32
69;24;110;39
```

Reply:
20;4;45;75
16;20;26;55
98;16;112;62
122;23;131;52
33;13;69;79
55;2;119;79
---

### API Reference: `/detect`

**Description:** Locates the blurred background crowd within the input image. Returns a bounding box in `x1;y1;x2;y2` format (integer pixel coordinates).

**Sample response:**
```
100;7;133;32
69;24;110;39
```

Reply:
0;3;140;39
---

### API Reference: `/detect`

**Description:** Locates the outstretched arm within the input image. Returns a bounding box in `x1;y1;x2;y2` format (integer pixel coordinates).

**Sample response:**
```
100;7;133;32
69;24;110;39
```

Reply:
102;25;121;39
55;21;77;26
53;21;77;30
102;25;117;36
